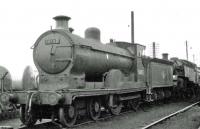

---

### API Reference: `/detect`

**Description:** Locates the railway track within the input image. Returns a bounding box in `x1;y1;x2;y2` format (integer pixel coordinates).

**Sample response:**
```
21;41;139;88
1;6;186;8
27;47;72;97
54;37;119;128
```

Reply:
18;109;135;129
140;101;200;129
1;100;198;129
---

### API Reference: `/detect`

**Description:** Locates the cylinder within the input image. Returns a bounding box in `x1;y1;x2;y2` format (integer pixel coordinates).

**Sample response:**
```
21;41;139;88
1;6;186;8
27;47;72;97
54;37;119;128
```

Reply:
85;27;101;42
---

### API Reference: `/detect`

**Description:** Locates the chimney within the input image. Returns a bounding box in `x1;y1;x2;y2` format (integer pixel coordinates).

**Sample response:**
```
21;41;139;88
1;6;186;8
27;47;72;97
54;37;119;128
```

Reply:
53;15;71;30
110;39;114;43
85;27;101;42
162;53;169;60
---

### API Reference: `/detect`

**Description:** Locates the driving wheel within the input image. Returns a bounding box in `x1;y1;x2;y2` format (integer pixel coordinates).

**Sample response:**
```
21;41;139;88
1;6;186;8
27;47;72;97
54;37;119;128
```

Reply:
87;99;101;120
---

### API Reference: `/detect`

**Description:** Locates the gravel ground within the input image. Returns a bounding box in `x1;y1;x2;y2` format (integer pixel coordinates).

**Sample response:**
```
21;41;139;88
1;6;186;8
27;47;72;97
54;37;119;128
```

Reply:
149;105;200;129
0;118;50;128
0;101;196;129
0;118;20;127
74;101;191;129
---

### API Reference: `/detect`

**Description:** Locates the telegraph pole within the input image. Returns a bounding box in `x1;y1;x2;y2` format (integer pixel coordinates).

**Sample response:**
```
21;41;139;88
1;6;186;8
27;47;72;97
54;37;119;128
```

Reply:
186;40;188;60
153;42;156;58
131;11;134;44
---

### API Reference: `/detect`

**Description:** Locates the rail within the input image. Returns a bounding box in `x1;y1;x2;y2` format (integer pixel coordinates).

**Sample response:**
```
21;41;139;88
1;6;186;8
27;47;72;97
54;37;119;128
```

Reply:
140;101;200;129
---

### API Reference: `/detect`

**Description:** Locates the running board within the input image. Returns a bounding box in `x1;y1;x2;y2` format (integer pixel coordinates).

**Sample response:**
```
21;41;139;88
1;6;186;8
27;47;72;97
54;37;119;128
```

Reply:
119;94;141;101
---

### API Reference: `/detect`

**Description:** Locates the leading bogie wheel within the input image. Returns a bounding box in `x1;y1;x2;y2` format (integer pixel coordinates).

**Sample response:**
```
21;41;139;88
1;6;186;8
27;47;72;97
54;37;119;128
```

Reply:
87;98;101;120
59;103;78;127
19;104;37;127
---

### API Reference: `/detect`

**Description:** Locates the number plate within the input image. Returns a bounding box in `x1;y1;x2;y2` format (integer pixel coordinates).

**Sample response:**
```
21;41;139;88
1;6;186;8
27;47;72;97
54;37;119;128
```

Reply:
45;39;60;45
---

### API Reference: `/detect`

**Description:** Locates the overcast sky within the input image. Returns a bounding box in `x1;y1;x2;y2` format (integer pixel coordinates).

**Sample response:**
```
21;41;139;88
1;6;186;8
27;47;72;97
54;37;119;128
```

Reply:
0;0;200;80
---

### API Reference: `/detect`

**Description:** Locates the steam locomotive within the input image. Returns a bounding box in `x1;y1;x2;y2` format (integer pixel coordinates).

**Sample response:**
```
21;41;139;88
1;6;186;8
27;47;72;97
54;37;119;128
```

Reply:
0;66;18;120
4;15;200;127
171;58;200;98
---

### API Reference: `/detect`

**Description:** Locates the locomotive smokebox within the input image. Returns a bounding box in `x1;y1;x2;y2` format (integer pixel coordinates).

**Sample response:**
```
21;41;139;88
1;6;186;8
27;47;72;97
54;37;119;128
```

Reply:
53;15;71;30
162;53;169;60
85;27;101;42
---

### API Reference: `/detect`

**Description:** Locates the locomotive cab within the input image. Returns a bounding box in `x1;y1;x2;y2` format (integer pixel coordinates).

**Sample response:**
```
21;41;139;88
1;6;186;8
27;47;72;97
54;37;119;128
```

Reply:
110;41;145;57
